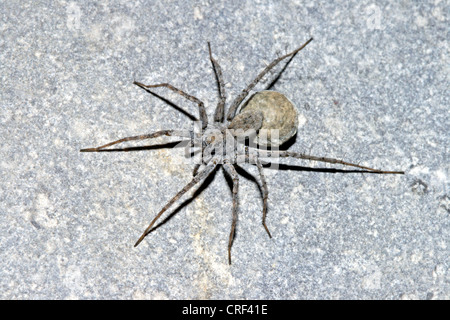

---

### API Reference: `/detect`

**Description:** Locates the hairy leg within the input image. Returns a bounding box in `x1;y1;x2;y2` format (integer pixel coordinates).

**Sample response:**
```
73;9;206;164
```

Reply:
257;149;404;174
134;81;208;129
134;160;218;247
80;129;191;152
192;163;201;176
208;42;226;123
226;37;313;121
223;162;239;265
254;157;271;238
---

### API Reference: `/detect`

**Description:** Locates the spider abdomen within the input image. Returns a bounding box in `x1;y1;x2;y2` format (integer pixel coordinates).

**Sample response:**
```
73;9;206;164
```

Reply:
229;90;298;146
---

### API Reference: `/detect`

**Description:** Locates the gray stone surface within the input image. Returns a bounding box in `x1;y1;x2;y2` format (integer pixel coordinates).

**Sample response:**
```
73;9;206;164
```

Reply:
0;1;448;299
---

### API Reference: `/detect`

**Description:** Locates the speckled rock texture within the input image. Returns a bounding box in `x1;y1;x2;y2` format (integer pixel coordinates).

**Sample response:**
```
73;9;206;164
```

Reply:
0;1;448;299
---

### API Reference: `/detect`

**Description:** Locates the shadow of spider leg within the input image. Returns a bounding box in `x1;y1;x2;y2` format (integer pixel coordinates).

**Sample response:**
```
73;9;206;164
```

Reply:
133;81;208;130
249;149;404;239
226;37;313;121
254;157;272;238
242;154;272;239
208;42;226;123
274;151;405;174
79;129;191;152
134;159;218;247
223;162;239;265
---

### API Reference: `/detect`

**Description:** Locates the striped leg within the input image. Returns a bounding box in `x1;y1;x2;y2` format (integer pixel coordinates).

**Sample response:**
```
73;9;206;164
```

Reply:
134;81;208;129
80;129;190;152
208;42;226;123
223;163;239;265
226;38;313;121
255;157;271;238
134;160;217;247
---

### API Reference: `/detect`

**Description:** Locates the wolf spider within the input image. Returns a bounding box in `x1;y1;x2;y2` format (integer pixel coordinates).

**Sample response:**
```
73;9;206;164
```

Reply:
81;37;404;264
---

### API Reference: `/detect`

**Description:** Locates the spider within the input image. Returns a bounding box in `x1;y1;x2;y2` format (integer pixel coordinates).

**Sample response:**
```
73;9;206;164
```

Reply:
81;37;404;264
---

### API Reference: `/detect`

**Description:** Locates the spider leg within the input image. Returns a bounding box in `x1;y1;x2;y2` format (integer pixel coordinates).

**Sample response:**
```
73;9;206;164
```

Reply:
192;163;201;176
80;129;191;152
265;45;301;91
208;42;226;123
226;37;313;121
254;157;271;238
80;130;190;152
134;84;198;122
133;81;208;129
223;162;239;265
257;150;405;174
134;160;217;247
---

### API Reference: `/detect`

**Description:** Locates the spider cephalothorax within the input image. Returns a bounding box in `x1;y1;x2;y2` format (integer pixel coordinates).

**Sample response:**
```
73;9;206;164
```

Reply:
81;38;403;264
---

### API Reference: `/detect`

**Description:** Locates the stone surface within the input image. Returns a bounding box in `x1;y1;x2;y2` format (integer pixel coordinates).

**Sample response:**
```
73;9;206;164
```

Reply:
0;1;448;299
